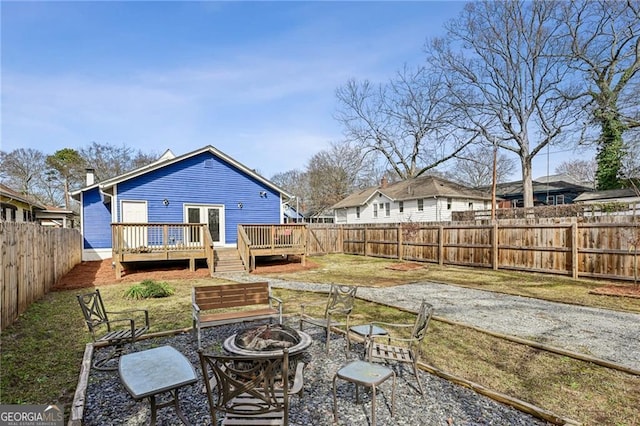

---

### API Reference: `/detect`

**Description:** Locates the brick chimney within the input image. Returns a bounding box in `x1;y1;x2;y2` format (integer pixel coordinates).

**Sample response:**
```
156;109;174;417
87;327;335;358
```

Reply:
380;176;388;188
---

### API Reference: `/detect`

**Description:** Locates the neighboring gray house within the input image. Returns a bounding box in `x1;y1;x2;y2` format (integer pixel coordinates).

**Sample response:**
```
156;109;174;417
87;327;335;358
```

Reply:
331;175;493;224
574;188;640;206
493;175;593;208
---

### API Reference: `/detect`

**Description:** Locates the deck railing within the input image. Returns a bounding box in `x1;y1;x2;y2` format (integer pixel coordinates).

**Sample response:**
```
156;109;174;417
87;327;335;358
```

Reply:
111;223;215;278
237;224;308;271
112;223;212;254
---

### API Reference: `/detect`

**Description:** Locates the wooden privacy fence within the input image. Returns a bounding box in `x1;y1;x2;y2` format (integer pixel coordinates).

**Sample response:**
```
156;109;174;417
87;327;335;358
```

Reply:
308;219;640;282
1;222;82;331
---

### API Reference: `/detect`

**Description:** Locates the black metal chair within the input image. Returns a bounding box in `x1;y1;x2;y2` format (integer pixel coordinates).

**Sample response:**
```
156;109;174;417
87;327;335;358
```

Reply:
299;284;357;352
198;348;305;426
77;289;149;371
366;300;433;396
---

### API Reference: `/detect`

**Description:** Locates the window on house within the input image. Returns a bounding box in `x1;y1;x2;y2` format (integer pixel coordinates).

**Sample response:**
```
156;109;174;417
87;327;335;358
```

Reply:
399;201;404;213
356;206;360;218
547;195;555;205
511;199;519;208
447;198;452;210
556;195;565;205
417;199;423;211
468;202;473;210
385;203;390;216
373;204;378;218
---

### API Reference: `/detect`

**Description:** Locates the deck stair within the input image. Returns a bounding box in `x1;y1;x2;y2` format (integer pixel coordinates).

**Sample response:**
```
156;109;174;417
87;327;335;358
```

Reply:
214;248;246;273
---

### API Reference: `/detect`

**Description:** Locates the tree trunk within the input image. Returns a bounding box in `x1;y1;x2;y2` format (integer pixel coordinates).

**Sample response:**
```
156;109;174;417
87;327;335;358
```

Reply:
521;158;534;208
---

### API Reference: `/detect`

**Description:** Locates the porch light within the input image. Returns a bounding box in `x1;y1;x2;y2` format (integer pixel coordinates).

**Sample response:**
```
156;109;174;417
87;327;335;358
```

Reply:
237;202;243;209
163;199;170;206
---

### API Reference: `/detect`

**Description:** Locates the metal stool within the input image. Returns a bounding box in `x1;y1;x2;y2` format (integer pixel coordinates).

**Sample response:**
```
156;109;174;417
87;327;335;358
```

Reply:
332;360;395;426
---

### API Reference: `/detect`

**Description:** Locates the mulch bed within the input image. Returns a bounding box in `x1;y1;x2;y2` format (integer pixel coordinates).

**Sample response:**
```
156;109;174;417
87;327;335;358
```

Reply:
385;262;427;271
53;256;320;291
589;284;640;299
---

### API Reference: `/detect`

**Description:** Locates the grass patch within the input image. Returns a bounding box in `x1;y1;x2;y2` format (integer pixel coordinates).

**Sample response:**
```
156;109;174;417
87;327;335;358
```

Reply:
261;254;640;313
123;279;175;299
275;289;640;425
2;255;639;425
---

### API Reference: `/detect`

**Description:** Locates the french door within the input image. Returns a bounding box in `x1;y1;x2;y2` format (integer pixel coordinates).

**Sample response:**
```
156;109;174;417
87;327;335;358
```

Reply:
185;205;224;245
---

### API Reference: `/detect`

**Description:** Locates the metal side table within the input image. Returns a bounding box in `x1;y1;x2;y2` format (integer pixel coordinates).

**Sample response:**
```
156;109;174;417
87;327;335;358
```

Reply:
332;360;396;426
119;345;197;426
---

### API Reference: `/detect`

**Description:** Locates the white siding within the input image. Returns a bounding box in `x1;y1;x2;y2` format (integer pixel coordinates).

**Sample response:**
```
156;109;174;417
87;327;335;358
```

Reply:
335;197;488;224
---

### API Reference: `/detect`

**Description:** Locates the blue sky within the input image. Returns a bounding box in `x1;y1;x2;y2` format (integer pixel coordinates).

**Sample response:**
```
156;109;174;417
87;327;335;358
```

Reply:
2;1;574;181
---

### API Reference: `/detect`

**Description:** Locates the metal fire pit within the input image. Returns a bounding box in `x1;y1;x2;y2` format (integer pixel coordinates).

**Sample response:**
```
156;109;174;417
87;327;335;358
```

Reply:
223;324;312;357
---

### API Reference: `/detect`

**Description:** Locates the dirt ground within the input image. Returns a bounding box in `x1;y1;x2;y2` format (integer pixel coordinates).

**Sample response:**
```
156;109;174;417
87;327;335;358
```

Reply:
53;256;320;290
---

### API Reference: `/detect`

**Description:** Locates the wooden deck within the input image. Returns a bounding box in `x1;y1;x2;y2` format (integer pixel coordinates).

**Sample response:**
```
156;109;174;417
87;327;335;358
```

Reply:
238;224;308;271
110;223;309;277
111;223;215;279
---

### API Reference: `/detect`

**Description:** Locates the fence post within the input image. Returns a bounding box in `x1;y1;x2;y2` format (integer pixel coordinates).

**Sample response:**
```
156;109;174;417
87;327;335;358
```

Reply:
438;225;444;266
364;226;368;256
571;223;578;279
397;223;403;261
492;222;499;270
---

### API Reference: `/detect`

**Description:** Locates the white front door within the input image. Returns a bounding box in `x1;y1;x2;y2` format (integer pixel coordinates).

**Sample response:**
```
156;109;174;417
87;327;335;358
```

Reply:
121;201;148;248
185;205;224;245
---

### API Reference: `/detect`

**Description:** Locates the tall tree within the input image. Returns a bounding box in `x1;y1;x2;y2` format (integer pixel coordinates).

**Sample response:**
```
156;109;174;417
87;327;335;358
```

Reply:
559;0;640;190
554;159;598;188
335;65;478;180
46;148;86;209
447;145;517;188
0;148;47;197
270;169;310;214
429;0;581;207
305;142;378;216
79;142;158;182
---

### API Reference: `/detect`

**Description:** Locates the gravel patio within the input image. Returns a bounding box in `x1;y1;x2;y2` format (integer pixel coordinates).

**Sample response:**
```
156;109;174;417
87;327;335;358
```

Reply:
82;318;548;426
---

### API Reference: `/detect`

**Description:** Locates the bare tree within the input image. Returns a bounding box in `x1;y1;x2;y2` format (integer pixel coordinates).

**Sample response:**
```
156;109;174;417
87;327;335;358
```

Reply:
447;145;517;188
80;142;158;182
305;142;378;216
429;0;581;207
558;0;640;190
335;65;478;180
554;159;598;188
270;169;310;214
0;148;47;198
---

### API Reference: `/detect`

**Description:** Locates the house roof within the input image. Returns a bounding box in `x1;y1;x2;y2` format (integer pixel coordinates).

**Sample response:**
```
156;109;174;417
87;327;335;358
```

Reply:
331;175;492;209
534;173;591;187
0;184;45;208
492;179;593;197
71;145;292;199
38;205;75;214
573;188;639;202
283;205;304;220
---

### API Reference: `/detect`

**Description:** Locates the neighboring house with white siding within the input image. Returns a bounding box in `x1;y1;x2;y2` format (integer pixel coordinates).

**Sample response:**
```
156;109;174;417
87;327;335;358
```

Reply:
331;175;493;224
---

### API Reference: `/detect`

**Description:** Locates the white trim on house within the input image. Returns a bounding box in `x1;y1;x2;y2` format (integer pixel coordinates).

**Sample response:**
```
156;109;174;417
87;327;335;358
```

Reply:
82;248;113;261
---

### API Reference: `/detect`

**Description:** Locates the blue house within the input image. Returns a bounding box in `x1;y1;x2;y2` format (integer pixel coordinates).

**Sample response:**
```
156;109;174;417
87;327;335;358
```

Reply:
71;146;298;277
